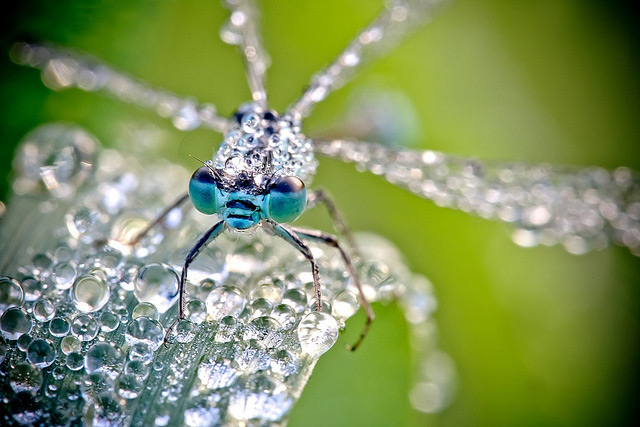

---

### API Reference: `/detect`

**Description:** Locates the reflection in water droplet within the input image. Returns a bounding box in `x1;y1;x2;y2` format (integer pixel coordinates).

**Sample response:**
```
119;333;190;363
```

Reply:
281;288;307;314
66;351;85;371
99;311;120;332
1;307;33;340
132;302;159;320
49;316;70;337
53;262;77;289
72;274;110;312
20;276;42;301
60;335;81;355
185;299;207;324
134;263;179;313
124;360;149;381
26;338;57;368
271;304;296;330
332;291;359;318
84;342;123;380
10;362;43;393
174;319;196;343
125;317;164;350
17;333;32;352
244;316;283;349
206;285;246;321
297;312;339;356
0;277;24;312
71;313;100;341
117;373;143;399
33;298;56;322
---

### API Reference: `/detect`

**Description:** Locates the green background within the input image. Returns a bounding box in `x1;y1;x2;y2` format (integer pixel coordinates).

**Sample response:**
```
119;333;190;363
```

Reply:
1;0;638;425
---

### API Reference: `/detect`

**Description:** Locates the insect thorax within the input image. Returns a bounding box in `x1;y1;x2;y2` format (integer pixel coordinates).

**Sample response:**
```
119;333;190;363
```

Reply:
212;104;317;192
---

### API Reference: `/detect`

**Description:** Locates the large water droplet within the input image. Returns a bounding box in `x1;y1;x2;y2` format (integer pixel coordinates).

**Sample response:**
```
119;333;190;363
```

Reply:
281;288;307;314
206;285;246;321
20;276;42;301
60;335;81;355
26;338;57;368
66;351;85;371
99;311;120;332
53;261;77;289
0;276;24;312
72;274;110;312
185;299;207;324
132;302;159;320
10;362;43;393
33;298;56;322
1;307;33;340
134;263;179;313
49;316;70;337
71;313;100;341
125;317;164;350
117;373;143;399
297;312;339;356
84;342;123;379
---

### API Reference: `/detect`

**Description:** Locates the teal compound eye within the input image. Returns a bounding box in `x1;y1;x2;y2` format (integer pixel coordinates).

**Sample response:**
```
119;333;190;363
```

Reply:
264;176;307;223
189;166;218;215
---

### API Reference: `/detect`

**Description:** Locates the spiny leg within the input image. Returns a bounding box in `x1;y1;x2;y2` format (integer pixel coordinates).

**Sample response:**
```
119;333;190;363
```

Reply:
130;193;189;246
285;0;443;120
222;0;270;108
10;43;232;133
307;189;361;259
164;220;227;345
291;226;374;352
264;220;322;312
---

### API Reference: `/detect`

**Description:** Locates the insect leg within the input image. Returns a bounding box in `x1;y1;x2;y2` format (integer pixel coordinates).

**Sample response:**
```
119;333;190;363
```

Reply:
264;219;322;312
290;226;374;352
307;189;360;258
129;193;190;246
164;220;226;345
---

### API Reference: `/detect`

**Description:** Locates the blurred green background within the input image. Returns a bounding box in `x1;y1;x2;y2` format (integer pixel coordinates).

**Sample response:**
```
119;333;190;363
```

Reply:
1;0;638;425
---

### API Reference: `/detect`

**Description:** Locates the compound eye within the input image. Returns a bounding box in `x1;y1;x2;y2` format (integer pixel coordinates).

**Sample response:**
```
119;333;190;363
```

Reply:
189;166;218;215
265;176;307;223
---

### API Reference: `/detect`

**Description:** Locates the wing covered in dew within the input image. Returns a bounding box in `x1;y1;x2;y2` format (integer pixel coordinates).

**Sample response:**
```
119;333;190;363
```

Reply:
314;138;640;256
10;42;232;133
285;0;444;120
220;0;270;109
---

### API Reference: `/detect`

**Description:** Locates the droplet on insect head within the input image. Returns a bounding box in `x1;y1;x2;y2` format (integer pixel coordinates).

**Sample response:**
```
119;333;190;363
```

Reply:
0;307;32;340
134;263;179;314
206;285;246;321
26;338;56;368
297;312;339;357
72;274;110;312
0;277;24;313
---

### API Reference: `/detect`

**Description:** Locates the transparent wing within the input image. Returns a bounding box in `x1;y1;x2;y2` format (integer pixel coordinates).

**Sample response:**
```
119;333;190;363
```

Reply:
221;0;270;108
314;138;640;256
10;42;232;133
285;0;444;120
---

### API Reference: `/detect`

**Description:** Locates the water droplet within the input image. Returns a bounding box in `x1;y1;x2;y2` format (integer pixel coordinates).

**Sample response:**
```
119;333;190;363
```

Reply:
332;291;359;318
244;316;283;348
66;207;107;244
81;372;114;402
99;311;120;332
10;362;43;392
134;263;179;313
0;277;24;313
271;304;296;329
125;317;164;350
117;373;143;399
132;302;159;321
26;338;57;367
184;395;221;427
227;377;292;422
20;276;42;301
198;358;238;389
185;299;207;324
71;313;100;341
66;351;85;371
33;298;56;322
250;282;283;303
250;298;273;319
119;263;139;292
72;274;110;312
214;316;238;343
297;312;339;356
128;342;154;364
206;285;246;321
49;316;70;337
174;319;196;343
32;253;54;277
124;359;149;381
60;335;81;354
89;393;124;425
53;261;77;289
84;342;123;379
281;288;307;313
1;307;33;340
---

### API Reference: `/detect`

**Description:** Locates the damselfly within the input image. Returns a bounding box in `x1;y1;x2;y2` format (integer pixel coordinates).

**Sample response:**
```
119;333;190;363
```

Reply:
2;0;639;422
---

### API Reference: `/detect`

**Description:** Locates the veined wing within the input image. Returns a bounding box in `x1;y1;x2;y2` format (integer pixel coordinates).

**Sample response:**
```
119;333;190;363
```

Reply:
314;138;640;256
